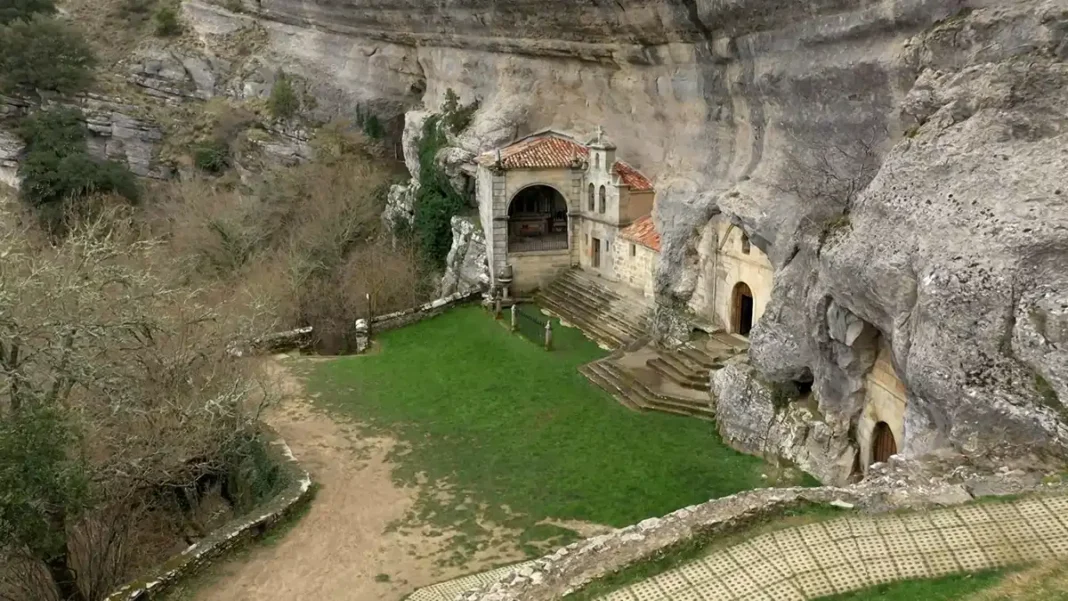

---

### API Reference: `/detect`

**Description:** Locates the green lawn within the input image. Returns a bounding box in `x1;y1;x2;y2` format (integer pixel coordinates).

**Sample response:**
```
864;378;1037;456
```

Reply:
301;306;796;559
813;570;1009;601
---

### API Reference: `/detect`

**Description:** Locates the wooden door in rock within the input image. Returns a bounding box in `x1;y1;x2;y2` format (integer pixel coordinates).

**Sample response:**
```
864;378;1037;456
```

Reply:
732;282;754;336
871;421;897;465
592;237;601;268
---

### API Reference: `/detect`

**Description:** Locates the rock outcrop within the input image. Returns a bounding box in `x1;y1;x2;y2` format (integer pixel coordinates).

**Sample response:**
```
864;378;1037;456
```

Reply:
441;215;489;296
179;0;1068;475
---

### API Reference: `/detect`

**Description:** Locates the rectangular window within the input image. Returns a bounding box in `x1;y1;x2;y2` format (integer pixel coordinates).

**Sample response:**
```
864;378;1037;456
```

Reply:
630;243;636;257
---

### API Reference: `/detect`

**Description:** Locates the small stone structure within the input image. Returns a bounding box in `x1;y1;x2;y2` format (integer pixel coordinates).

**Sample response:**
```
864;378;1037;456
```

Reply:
367;290;481;336
472;129;657;295
105;428;313;601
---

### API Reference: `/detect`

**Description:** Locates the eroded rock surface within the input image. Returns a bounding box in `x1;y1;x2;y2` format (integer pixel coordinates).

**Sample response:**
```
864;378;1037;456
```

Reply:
441;216;489;296
180;0;1068;474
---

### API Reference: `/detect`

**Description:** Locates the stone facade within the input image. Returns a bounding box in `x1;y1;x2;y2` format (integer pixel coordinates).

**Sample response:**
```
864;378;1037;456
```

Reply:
612;239;657;299
474;130;657;297
689;216;774;334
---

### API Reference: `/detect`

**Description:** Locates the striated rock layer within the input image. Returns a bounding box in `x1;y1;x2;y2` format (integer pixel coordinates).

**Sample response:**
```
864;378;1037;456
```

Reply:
184;0;1068;479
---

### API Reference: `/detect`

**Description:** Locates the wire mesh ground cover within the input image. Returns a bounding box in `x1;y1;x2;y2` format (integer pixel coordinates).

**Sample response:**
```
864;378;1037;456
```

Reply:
405;495;1068;601
301;306;788;547
598;496;1068;601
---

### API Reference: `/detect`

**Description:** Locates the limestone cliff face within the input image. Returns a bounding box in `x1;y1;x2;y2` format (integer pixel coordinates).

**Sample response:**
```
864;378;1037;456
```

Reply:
185;0;1068;476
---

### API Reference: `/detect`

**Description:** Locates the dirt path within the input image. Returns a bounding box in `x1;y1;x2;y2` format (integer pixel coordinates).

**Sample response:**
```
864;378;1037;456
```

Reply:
190;358;526;601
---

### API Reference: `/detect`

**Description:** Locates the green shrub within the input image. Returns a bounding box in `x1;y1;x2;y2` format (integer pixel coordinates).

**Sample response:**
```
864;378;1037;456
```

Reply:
17;108;139;213
0;16;96;96
267;73;299;120
441;88;478;134
354;104;384;139
224;0;243;11
224;432;287;512
412;115;466;265
193;138;231;173
0;0;56;24
153;4;181;36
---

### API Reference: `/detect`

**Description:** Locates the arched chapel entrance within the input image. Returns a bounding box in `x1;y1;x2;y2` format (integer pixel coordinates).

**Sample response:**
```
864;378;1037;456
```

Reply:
871;421;897;465
731;282;754;337
507;185;569;252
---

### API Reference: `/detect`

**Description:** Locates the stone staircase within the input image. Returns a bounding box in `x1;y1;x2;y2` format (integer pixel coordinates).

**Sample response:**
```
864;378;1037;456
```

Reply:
645;332;749;392
580;358;716;421
535;268;651;349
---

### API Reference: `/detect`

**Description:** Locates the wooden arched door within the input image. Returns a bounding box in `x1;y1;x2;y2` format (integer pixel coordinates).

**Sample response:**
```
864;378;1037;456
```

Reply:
731;282;754;336
871;422;897;465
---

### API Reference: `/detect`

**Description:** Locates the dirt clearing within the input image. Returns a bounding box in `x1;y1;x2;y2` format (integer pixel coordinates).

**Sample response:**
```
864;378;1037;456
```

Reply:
177;359;527;601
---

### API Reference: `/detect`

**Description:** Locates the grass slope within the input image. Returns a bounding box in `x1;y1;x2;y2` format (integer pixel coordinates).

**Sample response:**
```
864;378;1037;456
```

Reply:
302;306;785;552
814;570;1008;601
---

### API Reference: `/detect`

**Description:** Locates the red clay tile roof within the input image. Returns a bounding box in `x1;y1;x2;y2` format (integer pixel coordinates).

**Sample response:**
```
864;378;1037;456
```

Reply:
619;214;661;252
477;135;588;169
613;161;653;191
477;133;655;191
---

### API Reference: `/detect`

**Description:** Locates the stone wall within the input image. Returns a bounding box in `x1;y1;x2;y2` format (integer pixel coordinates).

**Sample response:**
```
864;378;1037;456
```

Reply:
507;250;571;293
612;240;656;299
371;291;481;333
456;458;1066;601
105;428;313;601
687;217;775;333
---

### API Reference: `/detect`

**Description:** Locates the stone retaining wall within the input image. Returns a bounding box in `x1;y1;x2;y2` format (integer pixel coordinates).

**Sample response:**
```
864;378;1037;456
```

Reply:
456;456;1066;601
105;428;313;601
370;290;481;333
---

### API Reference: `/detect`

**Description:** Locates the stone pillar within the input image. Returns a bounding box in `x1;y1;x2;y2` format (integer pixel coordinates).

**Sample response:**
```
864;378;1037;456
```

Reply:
510;304;518;332
544;319;553;351
490;172;508;288
354;319;370;354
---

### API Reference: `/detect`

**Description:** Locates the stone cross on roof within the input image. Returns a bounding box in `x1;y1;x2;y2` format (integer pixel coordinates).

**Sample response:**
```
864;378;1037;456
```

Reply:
596;125;605;145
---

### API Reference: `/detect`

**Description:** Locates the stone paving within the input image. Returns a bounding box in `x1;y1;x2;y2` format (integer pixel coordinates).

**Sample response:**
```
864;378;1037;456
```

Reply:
406;495;1068;601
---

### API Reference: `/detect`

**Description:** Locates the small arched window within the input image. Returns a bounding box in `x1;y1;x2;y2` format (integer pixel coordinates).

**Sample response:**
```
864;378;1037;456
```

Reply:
598;185;606;214
587;184;595;212
741;232;751;255
594;153;600;169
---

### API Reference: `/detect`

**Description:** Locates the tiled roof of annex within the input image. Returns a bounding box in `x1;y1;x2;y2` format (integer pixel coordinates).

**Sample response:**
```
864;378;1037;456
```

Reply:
619;214;661;252
477;131;654;192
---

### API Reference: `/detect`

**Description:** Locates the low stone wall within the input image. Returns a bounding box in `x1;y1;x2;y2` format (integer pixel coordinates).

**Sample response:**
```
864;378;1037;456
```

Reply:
105;428;313;601
370;290;481;333
456;457;1065;601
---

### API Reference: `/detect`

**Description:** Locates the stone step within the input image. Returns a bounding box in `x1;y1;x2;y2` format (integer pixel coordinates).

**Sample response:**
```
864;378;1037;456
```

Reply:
646;357;710;391
556;272;652;317
536;295;627;349
579;363;643;412
712;331;750;351
678;347;723;370
536;289;646;344
658;349;710;378
540;285;647;340
550;277;651;328
594;361;715;420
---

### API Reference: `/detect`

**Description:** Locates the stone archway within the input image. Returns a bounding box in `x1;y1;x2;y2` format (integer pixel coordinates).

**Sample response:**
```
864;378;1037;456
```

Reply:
871;421;897;465
731;282;754;336
507;185;569;252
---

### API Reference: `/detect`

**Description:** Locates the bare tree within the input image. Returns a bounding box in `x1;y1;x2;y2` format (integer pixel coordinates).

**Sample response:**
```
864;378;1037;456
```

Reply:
0;210;277;600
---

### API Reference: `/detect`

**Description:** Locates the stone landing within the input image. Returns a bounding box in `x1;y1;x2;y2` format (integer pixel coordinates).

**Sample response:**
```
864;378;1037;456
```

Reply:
579;333;749;421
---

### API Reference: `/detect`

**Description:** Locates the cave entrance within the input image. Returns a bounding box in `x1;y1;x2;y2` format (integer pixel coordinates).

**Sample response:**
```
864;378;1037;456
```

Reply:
871;421;897;465
731;282;754;337
507;185;569;252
